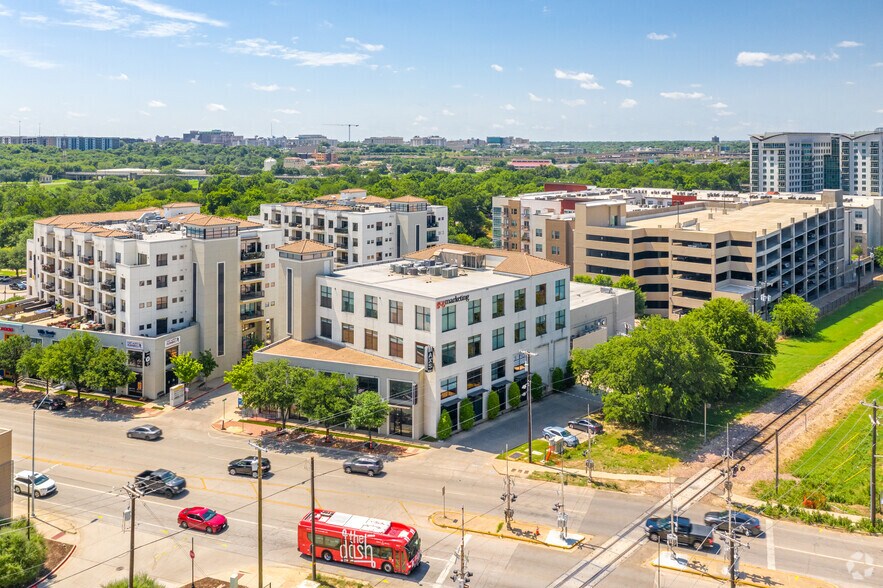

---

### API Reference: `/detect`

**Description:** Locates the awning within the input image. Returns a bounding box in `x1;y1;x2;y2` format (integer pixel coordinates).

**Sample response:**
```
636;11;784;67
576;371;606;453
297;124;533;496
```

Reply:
467;387;487;398
440;396;460;408
491;380;511;391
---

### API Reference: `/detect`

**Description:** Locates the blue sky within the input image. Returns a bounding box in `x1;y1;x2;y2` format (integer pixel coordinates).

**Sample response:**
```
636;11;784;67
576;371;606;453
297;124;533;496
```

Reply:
1;0;882;141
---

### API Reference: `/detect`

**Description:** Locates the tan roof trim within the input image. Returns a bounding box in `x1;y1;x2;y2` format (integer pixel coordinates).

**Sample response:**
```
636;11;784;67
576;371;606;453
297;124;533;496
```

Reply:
277;240;334;254
262;338;422;372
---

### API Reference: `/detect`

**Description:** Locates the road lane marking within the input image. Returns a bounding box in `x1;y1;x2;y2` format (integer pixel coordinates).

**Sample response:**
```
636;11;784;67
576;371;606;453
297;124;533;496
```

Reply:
775;545;883;568
765;523;776;570
433;534;470;588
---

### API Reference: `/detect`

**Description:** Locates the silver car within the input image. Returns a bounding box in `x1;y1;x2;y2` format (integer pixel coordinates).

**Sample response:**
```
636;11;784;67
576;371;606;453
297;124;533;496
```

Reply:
127;424;162;440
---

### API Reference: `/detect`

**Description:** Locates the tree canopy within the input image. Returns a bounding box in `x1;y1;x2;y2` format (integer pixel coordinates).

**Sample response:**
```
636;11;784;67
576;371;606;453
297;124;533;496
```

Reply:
348;391;390;447
770;294;819;337
38;332;100;399
0;334;32;388
83;347;135;399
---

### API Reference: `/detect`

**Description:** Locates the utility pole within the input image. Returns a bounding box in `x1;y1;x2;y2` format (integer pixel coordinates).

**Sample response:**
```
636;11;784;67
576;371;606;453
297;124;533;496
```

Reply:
862;400;878;528
501;445;516;530
553;460;568;540
122;484;143;588
310;456;317;581
583;434;594;482
520;350;537;464
775;430;780;495
249;441;265;588
720;426;744;588
451;506;471;587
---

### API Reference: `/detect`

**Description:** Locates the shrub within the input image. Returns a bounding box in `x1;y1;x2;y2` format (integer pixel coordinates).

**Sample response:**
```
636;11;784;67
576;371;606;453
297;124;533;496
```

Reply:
552;367;564;393
0;519;47;588
437;410;453;440
507;382;521;410
531;373;543;402
459;400;475;431
771;294;819;337
565;359;575;387
102;574;165;588
487;390;500;420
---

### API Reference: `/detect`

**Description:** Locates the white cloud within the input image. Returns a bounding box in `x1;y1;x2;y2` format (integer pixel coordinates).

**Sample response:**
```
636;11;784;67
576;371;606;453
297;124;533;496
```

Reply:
716;111;735;117
620;98;638;109
503;118;521;126
344;37;383;52
647;32;671;41
0;48;58;69
250;82;280;92
709;102;728;109
205;103;226;112
501;103;516;111
134;21;195;37
20;14;48;23
845;81;856;86
689;83;702;88
735;51;815;67
528;92;544;102
147;99;165;108
18;106;30;112
441;108;455;116
490;64;503;72
119;0;226;27
554;68;603;90
274;108;301;115
0;4;12;17
107;72;128;81
60;0;139;31
66;111;86;118
413;115;428;122
873;62;883;68
615;79;633;87
451;84;463;89
837;40;863;48
660;91;708;100
561;98;586;107
138;110;150;117
228;38;369;67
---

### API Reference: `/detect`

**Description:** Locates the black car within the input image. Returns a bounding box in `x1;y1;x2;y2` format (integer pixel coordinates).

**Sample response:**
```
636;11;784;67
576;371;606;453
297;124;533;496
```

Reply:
703;511;762;536
33;397;67;411
567;417;603;435
343;456;383;476
228;456;271;478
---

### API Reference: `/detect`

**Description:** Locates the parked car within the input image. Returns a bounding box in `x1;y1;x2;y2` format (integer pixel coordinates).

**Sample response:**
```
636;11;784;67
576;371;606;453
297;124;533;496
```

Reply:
178;507;227;533
13;470;57;498
33;397;67;411
127;424;162;440
645;516;714;550
567;417;604;435
134;469;186;497
227;456;271;478
343;456;384;476
542;426;579;447
703;511;762;536
0;276;10;283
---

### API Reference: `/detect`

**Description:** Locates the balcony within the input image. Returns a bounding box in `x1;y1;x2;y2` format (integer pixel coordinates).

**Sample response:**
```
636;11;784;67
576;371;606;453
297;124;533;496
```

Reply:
77;296;95;306
100;280;116;292
334;225;349;234
336;254;349;265
101;304;116;315
41;281;55;290
240;270;264;281
41;246;55;254
78;276;94;286
100;261;116;271
427;217;439;228
427;233;440;243
60;269;74;279
336;239;349;249
41;264;55;273
59;250;73;259
240;290;264;301
240;250;265;261
59;289;73;298
78;256;94;265
240;309;264;321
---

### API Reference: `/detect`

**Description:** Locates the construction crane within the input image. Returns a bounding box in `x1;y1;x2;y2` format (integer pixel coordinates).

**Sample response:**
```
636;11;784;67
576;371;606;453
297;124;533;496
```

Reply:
323;123;360;142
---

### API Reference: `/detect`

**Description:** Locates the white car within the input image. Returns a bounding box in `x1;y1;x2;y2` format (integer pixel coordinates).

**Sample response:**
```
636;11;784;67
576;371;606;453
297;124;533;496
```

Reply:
13;470;57;498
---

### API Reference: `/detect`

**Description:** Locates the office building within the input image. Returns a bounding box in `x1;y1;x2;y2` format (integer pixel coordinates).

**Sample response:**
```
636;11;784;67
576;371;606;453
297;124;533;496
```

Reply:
410;136;447;148
364;137;405;146
182;130;244;147
0;136;124;150
257;190;448;266
255;243;632;439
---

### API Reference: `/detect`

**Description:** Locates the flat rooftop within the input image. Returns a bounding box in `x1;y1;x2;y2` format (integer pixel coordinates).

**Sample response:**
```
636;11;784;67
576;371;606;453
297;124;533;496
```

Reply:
261;338;421;372
570;282;630;309
626;201;835;233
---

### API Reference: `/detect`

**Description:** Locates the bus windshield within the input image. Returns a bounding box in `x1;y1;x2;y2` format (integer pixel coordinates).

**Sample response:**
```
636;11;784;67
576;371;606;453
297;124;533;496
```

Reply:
405;533;420;561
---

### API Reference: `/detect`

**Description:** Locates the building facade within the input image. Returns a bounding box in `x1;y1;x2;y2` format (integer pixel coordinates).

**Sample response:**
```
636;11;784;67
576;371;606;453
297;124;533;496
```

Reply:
182;130;244;147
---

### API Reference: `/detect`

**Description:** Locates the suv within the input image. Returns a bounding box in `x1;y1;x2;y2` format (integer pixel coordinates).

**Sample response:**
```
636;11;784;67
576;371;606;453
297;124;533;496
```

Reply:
33;397;67;411
13;471;57;498
343;456;384;476
542;426;579;447
228;456;271;478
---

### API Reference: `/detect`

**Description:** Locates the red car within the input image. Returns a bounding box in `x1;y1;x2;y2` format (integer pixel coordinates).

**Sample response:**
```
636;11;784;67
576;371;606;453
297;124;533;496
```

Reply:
178;507;227;533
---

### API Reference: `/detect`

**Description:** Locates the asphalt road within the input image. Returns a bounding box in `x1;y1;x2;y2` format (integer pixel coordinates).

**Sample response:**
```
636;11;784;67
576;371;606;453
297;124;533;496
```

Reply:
2;389;880;587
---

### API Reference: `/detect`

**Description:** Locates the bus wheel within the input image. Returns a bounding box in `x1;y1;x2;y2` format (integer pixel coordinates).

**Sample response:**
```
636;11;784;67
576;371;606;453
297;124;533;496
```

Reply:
322;550;334;562
382;562;394;574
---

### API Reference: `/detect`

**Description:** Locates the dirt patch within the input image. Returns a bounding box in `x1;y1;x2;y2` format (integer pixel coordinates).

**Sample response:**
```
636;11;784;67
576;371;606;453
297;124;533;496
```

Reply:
0;385;158;418
615;445;640;455
272;429;417;457
42;539;74;578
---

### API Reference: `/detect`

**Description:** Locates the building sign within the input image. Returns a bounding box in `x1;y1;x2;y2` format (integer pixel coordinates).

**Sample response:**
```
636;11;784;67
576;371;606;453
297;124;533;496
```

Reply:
126;340;144;351
164;336;181;349
0;326;14;333
424;346;434;372
37;329;56;338
436;294;469;309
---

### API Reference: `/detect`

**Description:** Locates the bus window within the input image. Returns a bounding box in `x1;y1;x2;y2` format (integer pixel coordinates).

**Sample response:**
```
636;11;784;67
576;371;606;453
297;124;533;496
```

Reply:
308;533;342;549
374;546;393;560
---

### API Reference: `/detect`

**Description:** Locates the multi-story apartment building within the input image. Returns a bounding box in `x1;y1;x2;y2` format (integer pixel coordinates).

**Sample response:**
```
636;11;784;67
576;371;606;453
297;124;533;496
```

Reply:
257;190;448;266
255;243;632;439
22;204;283;398
0;136;124;150
573;190;853;317
837;130;882;197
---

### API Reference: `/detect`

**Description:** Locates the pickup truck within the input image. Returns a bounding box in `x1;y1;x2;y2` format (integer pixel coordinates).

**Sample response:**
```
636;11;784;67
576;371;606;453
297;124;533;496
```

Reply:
134;469;186;497
645;516;714;550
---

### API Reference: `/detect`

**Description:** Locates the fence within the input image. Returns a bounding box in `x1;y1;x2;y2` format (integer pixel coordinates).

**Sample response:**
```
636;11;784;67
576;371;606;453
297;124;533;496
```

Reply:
816;281;878;317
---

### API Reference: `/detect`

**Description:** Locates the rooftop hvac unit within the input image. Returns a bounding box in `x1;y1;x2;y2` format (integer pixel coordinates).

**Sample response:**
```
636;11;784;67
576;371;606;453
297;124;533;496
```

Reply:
418;266;428;274
407;267;419;276
442;267;458;278
392;264;404;274
428;266;443;276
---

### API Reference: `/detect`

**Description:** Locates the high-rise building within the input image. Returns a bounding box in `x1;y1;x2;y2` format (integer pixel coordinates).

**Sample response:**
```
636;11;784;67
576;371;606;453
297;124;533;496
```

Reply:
836;130;882;197
182;130;244;146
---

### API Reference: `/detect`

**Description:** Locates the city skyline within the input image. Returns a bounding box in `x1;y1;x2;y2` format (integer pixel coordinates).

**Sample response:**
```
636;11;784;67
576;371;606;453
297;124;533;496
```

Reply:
1;0;882;141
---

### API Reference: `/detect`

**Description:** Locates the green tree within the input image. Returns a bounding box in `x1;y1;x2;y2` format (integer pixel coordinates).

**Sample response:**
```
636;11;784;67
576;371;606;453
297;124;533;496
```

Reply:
613;274;647;315
771;294;819;337
101;573;164;588
300;372;356;441
683;298;778;389
574;274;615;286
873;245;883;268
508;382;521;410
552;367;564;393
39;332;100;400
437;410;453;440
531;373;543;402
487;390;500;420
0;334;31;389
170;352;202;399
459;400;475;431
852;243;864;258
231;359;305;429
83;347;135;402
0;519;47;588
197;349;218;386
348;391;390;448
224;352;254;393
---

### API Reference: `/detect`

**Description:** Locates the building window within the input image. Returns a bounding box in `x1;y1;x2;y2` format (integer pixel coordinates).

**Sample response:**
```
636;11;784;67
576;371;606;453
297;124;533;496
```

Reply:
121;277;126;290
157;275;168;288
389;299;403;325
514;321;526;343
441;342;456;366
415;305;431;331
320;318;332;338
441;377;457;400
492;327;505;350
320;285;332;308
415;342;427;365
156;253;167;267
535;228;543;237
551;246;560;255
468;299;481;325
555;279;566;301
535;244;543;253
555;309;566;330
389;335;403;358
467;335;481;358
466;367;482;390
342;290;354;313
364;329;378;351
365;295;378;318
342;323;354;344
536;315;547;336
156;296;168;310
514;288;526;312
442;305;456;332
536;284;547;306
491;359;506;381
492;293;505;318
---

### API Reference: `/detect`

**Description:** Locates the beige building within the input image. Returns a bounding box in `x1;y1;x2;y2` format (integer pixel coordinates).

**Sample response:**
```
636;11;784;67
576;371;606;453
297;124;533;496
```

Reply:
0;428;10;523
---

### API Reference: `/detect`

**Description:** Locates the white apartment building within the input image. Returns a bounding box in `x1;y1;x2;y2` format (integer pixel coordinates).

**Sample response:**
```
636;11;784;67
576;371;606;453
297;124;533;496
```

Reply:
255;243;632;439
23;203;284;399
257;190;447;266
837;130;882;197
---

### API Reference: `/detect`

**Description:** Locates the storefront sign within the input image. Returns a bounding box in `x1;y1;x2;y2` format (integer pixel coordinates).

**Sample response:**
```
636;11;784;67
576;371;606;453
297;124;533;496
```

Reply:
126;340;144;351
424;346;434;372
0;326;14;333
164;336;181;349
37;329;56;338
436;294;469;309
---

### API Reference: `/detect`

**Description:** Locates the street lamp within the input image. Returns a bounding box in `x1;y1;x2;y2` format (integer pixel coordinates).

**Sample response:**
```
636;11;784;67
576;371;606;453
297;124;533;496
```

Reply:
29;391;50;535
221;398;227;431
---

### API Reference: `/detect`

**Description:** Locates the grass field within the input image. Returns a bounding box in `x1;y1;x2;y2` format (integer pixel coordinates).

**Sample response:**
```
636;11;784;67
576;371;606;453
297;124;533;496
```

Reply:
752;385;883;512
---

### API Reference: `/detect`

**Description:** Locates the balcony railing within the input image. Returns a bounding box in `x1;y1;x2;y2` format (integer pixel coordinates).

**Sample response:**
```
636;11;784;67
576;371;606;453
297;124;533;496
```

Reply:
334;226;349;234
100;281;116;292
78;256;94;265
427;218;439;228
240;309;264;320
59;289;73;298
41;282;55;290
240;290;264;301
240;270;264;280
100;261;116;271
240;250;265;261
41;264;55;272
77;296;95;306
78;276;94;286
41;246;55;254
59;251;73;259
60;269;74;279
101;304;116;315
427;234;440;243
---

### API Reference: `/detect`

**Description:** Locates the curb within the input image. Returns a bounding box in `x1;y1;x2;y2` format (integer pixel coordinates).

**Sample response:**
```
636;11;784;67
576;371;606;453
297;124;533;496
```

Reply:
429;514;585;550
649;558;836;588
169;381;228;410
29;543;76;588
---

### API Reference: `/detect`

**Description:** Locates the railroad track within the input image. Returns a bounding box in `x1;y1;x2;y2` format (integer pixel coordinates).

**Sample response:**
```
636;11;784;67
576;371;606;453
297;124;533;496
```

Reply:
551;330;883;588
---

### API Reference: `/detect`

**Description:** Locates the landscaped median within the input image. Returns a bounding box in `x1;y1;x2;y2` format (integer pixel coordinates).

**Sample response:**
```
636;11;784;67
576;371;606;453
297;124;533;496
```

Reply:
648;551;836;588
429;510;587;549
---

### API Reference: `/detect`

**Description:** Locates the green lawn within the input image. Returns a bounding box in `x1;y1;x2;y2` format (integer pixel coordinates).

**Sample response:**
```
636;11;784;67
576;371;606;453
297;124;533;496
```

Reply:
753;385;883;512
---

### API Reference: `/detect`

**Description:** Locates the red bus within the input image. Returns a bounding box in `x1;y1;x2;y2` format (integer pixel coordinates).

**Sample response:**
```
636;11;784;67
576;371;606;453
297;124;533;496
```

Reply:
297;509;422;575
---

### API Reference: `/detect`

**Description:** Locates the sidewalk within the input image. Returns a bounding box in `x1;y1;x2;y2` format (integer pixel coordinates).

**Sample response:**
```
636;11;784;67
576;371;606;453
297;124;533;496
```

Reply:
491;455;672;483
429;510;586;549
732;493;868;523
649;551;836;588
